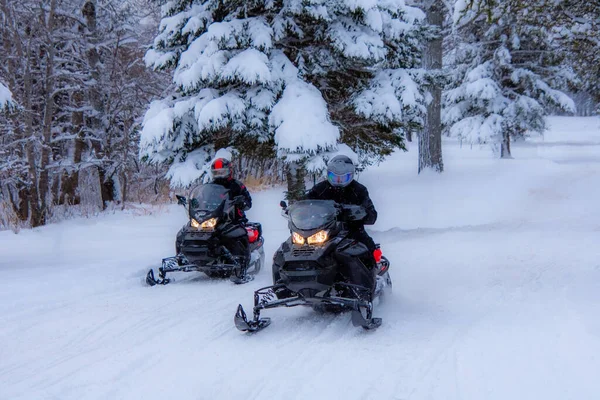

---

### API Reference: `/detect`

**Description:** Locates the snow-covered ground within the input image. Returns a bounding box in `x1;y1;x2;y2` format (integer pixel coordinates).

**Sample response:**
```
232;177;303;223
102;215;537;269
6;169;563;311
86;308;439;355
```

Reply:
2;116;600;399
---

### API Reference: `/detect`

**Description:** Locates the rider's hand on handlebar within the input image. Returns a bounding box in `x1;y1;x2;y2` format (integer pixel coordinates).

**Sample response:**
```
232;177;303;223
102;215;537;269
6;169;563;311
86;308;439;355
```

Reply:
233;195;246;207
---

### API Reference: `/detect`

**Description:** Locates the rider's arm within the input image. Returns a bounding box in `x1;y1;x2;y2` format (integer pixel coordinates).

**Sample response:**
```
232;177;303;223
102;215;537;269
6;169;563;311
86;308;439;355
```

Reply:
306;181;326;200
239;182;252;211
360;187;377;225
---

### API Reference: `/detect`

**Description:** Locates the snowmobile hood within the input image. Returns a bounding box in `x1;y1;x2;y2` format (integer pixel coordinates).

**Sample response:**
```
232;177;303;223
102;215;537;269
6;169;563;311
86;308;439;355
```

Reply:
188;184;228;220
288;200;338;232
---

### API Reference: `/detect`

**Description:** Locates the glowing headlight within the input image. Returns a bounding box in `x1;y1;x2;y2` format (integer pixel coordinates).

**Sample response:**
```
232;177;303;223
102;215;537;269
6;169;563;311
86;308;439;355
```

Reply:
307;230;328;245
292;232;305;245
200;218;218;229
191;218;217;230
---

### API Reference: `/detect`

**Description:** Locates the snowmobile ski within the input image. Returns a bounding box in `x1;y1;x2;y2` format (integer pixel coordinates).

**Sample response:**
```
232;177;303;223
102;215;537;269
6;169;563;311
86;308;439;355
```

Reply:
351;309;382;330
229;273;254;285
234;304;271;332
145;268;170;286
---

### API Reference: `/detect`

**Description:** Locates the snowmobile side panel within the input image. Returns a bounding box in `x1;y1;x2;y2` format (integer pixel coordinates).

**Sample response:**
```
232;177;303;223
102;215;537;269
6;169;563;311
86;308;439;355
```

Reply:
221;225;247;239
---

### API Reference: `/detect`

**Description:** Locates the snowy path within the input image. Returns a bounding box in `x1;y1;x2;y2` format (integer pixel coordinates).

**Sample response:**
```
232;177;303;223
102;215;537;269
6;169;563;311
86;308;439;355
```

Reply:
1;117;600;399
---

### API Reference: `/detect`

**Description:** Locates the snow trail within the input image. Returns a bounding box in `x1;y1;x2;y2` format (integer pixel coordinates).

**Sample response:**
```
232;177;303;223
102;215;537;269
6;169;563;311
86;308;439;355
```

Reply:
1;116;600;399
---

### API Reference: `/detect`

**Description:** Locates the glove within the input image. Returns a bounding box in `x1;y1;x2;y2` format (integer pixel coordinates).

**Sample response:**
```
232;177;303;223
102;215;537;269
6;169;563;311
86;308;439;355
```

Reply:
233;195;246;208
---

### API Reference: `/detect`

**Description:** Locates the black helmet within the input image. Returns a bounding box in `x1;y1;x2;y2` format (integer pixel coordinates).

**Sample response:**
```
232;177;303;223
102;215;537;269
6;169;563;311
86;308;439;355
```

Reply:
327;155;355;187
211;158;232;179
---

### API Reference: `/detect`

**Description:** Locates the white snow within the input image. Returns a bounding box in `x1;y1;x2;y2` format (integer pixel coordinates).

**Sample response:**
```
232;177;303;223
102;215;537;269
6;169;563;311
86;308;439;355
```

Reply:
2;116;600;399
220;49;272;85
270;80;340;167
0;82;14;109
165;148;211;188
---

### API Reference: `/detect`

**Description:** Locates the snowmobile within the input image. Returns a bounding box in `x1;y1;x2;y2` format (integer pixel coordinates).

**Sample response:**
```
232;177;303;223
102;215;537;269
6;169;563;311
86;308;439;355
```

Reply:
234;199;391;332
146;183;265;286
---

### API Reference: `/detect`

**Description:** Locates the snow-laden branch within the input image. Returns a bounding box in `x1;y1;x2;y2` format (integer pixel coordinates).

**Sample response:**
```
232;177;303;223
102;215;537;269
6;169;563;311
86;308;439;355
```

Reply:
0;83;15;110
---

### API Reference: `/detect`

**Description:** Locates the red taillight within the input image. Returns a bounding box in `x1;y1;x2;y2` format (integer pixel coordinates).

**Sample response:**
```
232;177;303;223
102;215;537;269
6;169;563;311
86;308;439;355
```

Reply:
246;227;259;243
373;248;382;263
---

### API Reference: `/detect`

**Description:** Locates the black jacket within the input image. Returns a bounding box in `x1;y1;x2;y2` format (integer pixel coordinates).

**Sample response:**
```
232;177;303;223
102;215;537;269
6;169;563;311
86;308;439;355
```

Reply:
306;180;377;227
212;177;252;214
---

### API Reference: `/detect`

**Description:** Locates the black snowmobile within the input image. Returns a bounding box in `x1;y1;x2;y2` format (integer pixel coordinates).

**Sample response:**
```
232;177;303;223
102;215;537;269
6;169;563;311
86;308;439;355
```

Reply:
234;199;391;332
146;183;265;286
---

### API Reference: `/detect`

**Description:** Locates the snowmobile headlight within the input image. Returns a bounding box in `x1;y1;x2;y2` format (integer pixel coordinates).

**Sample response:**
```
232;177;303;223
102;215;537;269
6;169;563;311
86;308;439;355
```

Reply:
307;230;328;245
190;217;217;230
292;232;305;245
200;218;218;229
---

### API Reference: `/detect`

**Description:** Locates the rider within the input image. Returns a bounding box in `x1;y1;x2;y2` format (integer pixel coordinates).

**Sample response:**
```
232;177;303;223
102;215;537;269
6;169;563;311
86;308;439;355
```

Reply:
210;158;252;277
306;155;382;289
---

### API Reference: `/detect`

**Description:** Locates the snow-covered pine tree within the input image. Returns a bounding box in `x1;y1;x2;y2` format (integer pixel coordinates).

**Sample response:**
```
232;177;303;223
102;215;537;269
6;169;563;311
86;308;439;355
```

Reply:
444;0;575;158
552;1;600;113
142;0;428;193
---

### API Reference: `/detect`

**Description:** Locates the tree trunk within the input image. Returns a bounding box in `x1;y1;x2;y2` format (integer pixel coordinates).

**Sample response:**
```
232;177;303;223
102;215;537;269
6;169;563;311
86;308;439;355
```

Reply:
60;90;84;205
500;130;512;158
285;161;306;202
83;0;110;209
98;167;116;208
1;0;27;221
22;24;44;227
419;0;444;174
120;118;132;210
37;0;58;225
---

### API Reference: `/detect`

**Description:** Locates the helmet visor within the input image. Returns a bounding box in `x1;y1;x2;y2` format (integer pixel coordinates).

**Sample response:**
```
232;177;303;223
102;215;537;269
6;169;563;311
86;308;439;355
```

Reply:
211;167;230;178
327;171;353;187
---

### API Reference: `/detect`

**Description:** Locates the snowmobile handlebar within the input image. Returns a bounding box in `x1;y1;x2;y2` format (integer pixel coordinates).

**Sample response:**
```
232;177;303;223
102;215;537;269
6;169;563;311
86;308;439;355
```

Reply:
336;204;367;222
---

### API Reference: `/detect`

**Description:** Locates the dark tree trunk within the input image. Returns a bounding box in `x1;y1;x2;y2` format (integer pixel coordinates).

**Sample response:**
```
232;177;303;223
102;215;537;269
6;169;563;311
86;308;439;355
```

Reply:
22;25;43;227
60;90;84;205
501;130;512;159
120;118;133;210
1;0;30;222
37;0;58;225
84;0;111;208
419;0;444;174
16;188;29;221
98;167;116;208
285;161;306;202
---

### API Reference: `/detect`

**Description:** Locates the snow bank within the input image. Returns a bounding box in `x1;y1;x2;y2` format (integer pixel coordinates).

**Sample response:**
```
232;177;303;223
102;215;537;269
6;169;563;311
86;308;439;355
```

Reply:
365;116;600;232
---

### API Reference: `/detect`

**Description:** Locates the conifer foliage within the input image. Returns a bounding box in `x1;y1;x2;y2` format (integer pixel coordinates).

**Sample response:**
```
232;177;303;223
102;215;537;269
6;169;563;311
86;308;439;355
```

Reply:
142;0;429;187
444;0;575;158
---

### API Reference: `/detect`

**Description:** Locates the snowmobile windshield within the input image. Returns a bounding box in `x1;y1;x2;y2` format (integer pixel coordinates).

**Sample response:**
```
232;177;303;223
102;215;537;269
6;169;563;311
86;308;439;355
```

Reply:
189;184;229;212
288;200;338;231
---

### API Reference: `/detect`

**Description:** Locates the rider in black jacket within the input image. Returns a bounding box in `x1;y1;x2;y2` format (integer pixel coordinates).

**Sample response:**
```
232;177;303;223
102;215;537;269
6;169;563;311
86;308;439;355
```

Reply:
211;158;252;222
306;155;382;284
211;158;252;277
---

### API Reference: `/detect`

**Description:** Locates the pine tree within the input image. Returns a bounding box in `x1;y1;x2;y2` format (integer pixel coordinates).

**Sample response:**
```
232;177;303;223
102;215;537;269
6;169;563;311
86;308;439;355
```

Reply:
551;1;600;112
141;0;429;193
444;0;575;158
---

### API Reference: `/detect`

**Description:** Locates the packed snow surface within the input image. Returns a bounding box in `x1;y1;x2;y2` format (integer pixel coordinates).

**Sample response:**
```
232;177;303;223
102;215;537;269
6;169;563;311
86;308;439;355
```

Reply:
2;116;600;399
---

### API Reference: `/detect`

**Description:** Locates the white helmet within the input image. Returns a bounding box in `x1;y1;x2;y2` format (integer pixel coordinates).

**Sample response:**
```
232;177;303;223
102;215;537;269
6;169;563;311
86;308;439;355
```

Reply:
327;155;355;187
